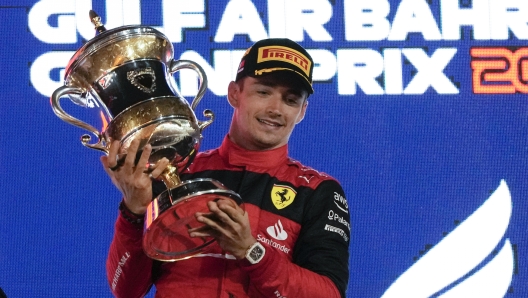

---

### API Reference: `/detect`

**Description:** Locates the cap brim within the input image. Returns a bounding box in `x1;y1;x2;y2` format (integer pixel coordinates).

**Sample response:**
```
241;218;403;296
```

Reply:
249;68;313;94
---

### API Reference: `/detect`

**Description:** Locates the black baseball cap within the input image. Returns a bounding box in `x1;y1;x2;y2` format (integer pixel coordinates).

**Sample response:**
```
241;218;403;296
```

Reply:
235;38;314;94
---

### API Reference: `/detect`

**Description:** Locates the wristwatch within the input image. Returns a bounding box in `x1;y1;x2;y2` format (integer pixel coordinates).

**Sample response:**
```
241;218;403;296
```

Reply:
245;242;266;264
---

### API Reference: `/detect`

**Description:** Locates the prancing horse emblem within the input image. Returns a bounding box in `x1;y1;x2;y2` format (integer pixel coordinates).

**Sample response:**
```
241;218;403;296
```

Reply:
127;67;156;93
271;184;297;210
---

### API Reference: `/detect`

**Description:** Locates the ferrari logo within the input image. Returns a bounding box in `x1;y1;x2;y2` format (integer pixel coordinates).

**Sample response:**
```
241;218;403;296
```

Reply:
271;184;296;210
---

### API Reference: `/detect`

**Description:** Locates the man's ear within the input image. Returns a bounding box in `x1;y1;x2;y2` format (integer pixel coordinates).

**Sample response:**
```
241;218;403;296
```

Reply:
295;101;308;124
227;81;239;108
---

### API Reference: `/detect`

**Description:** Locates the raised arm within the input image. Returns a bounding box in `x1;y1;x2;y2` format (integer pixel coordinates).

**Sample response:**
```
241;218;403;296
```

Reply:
101;139;169;297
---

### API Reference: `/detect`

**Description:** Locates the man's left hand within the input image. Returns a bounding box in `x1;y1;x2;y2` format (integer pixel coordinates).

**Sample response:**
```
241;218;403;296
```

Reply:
189;199;256;259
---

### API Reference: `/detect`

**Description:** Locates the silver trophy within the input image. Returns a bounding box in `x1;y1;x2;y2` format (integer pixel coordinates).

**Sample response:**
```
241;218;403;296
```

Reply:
50;11;242;261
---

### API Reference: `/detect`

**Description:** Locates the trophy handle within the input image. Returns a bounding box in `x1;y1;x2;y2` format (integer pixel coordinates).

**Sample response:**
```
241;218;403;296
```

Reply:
50;86;109;154
168;59;214;130
199;109;214;131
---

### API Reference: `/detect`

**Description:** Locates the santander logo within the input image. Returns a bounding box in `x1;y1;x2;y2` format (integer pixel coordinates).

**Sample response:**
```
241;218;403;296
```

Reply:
267;220;288;241
381;180;514;298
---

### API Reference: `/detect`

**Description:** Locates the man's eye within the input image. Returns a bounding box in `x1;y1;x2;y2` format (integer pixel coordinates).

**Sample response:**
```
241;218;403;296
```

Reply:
287;98;300;104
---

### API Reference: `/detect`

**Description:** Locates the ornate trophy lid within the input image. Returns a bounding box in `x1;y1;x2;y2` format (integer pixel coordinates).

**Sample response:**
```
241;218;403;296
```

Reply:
64;14;173;93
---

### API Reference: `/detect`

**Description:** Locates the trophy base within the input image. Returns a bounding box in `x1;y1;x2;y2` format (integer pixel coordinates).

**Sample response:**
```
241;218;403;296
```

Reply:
142;178;243;262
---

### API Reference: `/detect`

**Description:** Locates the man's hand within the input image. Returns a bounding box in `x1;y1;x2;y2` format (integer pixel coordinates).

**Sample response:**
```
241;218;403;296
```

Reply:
189;199;256;259
100;139;169;214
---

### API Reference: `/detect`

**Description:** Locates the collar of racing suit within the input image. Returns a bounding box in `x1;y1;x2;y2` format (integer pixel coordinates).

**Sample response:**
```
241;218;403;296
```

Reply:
218;135;289;169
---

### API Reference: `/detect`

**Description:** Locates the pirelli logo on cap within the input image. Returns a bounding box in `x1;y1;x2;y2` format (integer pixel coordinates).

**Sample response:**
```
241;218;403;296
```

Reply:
257;46;311;76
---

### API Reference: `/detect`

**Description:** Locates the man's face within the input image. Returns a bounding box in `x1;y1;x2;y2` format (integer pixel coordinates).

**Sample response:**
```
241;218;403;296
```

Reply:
227;75;308;151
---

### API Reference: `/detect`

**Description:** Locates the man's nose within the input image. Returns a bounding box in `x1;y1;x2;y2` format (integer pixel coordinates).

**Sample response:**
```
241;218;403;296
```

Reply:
266;94;282;115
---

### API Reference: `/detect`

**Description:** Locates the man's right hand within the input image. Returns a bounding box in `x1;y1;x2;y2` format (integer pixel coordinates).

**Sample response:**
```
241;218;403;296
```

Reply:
100;139;170;214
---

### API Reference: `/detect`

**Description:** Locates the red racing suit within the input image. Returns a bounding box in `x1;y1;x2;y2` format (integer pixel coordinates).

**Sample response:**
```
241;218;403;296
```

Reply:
106;136;351;297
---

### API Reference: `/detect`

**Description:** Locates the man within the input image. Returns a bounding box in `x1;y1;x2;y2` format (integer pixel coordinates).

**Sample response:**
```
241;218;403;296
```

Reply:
102;38;350;298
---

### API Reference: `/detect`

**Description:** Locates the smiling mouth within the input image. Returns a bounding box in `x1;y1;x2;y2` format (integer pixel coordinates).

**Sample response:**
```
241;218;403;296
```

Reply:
257;118;282;127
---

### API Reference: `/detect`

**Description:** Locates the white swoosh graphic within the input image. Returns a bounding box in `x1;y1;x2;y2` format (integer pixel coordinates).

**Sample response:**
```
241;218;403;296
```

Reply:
334;201;349;213
381;180;512;298
438;239;513;297
194;253;236;260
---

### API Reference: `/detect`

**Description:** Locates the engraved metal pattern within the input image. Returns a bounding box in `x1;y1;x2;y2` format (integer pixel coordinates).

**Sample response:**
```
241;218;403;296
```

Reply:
104;96;196;142
91;15;103;29
127;67;156;93
98;73;114;89
65;26;172;91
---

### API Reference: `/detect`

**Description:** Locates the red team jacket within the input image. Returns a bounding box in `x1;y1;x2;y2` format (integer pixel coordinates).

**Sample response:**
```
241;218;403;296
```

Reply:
107;136;350;297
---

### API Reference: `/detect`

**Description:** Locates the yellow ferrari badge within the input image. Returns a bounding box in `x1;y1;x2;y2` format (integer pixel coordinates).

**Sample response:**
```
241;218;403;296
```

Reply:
271;184;297;210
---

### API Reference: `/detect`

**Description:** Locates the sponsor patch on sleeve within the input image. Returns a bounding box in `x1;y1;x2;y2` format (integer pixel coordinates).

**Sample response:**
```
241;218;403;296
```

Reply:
324;224;349;242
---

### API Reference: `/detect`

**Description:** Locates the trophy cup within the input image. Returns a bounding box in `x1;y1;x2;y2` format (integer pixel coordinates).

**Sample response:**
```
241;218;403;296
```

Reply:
50;11;242;261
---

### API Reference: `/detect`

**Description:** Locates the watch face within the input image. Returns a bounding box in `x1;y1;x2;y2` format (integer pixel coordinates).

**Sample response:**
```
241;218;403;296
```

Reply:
250;245;263;261
246;242;265;264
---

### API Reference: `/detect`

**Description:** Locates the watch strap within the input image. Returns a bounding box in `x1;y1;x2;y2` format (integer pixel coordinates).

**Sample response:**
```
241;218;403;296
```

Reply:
119;200;145;226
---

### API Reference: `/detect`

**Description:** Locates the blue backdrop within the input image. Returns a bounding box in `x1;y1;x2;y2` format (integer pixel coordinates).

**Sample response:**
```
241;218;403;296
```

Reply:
1;0;527;297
